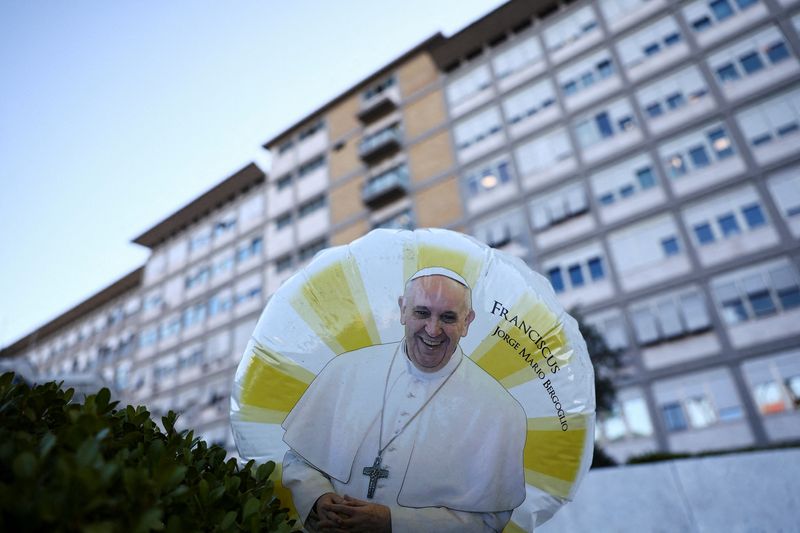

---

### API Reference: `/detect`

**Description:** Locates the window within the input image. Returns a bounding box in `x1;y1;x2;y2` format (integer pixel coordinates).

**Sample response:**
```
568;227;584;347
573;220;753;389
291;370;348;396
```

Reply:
543;6;599;52
617;17;683;69
684;0;760;34
707;128;734;159
140;327;158;348
548;268;565;293
662;403;688;431
661;237;680;256
465;158;513;197
599;0;653;26
212;253;234;277
143;292;163;313
183;303;206;328
275;256;293;273
212;216;236;238
767;166;800;220
360;124;401;155
708;26;794;87
515;128;573;176
568;264;585;287
185;266;211;289
598;394;654;441
298;156;325;177
546;252;607;294
694;223;715;244
374;208;415;231
736;86;800;150
530;183;588;230
363;76;395;101
235;285;262;305
276;213;292;230
298;195;326;217
686;187;771;247
189;231;211;252
558;50;616;98
454;107;503;151
712;260;800;324
493;37;543;79
630;289;711;345
688;145;710;168
236;236;263;262
276;175;292;191
685;396;717;428
277;140;293;154
502;79;556;124
160;317;181;339
646;102;663;118
591;155;660;208
299;239;328;262
709;0;734;21
766;42;790;64
298;120;324;141
446;65;492;106
588;257;605;280
364;164;409;200
717;213;740;236
208;292;232;316
574;99;637;149
636;168;655;189
739;52;763;74
661;123;736;179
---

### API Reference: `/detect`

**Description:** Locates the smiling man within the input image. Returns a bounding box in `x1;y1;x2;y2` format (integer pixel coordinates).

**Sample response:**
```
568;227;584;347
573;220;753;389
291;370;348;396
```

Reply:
281;268;527;533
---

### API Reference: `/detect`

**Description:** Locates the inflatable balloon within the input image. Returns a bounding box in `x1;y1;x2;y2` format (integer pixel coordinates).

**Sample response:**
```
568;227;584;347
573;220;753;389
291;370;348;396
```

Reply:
231;228;595;532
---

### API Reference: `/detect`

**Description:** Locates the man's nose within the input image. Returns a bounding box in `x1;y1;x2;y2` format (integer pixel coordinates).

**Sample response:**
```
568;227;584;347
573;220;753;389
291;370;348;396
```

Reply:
425;319;441;336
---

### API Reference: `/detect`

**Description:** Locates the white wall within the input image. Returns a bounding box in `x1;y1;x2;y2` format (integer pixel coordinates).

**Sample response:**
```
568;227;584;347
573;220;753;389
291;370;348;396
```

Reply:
537;449;800;532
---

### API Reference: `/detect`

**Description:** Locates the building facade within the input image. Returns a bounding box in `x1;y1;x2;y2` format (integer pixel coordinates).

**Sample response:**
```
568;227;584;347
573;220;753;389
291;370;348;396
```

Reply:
3;0;799;460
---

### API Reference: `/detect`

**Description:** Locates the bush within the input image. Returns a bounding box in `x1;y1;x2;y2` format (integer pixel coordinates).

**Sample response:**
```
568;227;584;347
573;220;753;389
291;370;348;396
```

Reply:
0;372;297;532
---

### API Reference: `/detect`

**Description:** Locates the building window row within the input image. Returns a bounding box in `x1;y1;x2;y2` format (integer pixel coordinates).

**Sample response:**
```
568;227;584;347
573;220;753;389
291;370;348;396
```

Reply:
185;236;263;289
548;255;606;293
712;262;800;325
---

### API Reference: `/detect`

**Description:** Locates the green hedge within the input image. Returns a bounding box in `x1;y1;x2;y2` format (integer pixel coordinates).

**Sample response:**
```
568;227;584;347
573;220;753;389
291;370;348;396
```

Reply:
0;372;297;532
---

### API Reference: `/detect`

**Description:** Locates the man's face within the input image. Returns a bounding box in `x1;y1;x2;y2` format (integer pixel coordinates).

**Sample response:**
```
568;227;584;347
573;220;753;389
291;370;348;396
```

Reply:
399;275;475;372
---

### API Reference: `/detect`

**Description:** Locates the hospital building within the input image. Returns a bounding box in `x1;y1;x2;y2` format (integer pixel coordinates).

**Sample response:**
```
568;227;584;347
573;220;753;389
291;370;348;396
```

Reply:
2;0;800;461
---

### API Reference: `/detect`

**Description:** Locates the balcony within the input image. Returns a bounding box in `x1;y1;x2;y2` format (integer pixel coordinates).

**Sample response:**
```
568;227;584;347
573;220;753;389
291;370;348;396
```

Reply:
358;126;402;163
362;165;410;208
358;91;399;122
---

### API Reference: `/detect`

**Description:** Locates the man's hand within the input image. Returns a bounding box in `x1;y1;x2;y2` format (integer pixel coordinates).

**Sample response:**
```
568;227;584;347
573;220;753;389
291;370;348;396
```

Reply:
310;492;347;531
317;494;391;533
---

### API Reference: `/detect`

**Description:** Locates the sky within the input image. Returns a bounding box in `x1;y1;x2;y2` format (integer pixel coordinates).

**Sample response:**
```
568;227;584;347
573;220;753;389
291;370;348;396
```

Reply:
0;0;507;348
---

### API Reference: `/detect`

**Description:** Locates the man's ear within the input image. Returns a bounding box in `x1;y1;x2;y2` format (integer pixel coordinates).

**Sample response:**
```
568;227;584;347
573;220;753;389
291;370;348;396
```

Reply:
398;296;406;325
462;309;476;337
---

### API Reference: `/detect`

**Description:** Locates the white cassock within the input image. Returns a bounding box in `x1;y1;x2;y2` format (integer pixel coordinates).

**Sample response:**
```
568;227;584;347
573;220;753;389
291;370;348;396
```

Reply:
282;340;527;532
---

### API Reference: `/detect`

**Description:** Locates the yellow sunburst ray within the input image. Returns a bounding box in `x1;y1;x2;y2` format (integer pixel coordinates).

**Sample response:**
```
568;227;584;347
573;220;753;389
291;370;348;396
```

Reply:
239;343;316;415
290;253;380;355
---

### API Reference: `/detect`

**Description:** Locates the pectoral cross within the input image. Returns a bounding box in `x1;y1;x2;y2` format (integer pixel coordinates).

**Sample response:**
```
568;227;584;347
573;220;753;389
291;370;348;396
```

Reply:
362;455;389;499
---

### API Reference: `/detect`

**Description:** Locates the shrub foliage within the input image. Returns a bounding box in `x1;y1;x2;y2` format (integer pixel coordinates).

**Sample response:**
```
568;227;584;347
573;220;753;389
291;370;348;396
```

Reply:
0;373;296;532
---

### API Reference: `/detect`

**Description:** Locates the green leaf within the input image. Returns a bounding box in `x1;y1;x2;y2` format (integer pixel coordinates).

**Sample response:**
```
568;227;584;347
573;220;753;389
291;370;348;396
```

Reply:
209;485;225;502
220;510;237;530
39;432;57;459
82;521;114;533
242;496;259;522
13;451;37;478
134;507;164;533
96;388;110;410
256;461;274;482
198;478;209;503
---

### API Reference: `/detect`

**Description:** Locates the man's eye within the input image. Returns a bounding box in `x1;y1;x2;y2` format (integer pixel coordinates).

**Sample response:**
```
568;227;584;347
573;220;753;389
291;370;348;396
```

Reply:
441;314;457;323
414;310;429;318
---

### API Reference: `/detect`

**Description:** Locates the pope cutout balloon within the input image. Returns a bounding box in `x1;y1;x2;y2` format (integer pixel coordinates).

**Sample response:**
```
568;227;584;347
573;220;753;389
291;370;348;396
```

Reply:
231;228;596;532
